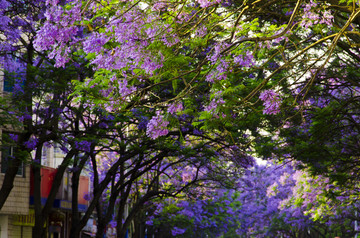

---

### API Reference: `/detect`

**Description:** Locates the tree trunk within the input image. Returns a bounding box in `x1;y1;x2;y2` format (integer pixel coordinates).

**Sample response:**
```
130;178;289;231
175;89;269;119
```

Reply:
71;165;80;238
0;157;22;209
96;219;106;238
32;162;47;238
117;224;127;238
33;148;76;237
116;162;128;238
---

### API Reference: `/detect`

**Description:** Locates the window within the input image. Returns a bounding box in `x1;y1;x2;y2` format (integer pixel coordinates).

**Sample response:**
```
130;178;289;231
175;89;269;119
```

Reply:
1;133;24;176
54;143;62;154
3;69;25;93
3;73;14;92
41;146;48;166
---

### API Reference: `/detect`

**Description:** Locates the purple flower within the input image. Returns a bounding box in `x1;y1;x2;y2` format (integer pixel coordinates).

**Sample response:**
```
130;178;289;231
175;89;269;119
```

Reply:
193;129;203;135
145;219;153;226
138;116;149;130
0;0;10;9
9;133;18;142
196;0;222;8
99;122;108;129
24;137;39;150
234;53;254;68
259;89;281;115
75;140;92;153
61;145;69;153
114;76;135;98
13;80;25;95
221;0;232;7
171;227;186;236
146;112;169;139
285;10;293;16
82;32;109;54
168;102;183;115
204;91;225;115
83;193;91;201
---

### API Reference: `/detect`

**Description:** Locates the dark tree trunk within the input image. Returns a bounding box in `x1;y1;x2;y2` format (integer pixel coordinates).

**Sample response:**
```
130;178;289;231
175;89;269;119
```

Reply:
116;153;126;238
70;153;89;238
32;149;76;238
32;163;47;237
117;224;127;238
71;165;81;237
0;156;22;209
96;219;106;238
96;182;119;238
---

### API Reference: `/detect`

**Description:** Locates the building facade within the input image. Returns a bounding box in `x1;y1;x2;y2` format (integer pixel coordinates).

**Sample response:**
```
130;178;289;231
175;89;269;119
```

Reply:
0;60;32;238
0;58;90;238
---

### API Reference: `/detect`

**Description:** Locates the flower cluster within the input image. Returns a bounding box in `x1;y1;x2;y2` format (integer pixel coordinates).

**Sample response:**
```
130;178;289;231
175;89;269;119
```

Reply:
24;137;39;150
300;1;333;28
146;112;169;139
234;53;254;68
74;140;92;153
259;89;281;115
196;0;222;8
167;102;183;115
204;91;225;117
34;1;82;67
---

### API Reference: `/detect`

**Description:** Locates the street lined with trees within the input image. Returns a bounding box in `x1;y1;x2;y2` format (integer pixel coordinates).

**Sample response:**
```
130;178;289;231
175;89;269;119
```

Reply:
1;0;360;237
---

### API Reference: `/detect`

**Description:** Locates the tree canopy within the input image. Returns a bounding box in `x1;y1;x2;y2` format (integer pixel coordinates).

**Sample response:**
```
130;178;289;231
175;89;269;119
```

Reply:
1;0;360;237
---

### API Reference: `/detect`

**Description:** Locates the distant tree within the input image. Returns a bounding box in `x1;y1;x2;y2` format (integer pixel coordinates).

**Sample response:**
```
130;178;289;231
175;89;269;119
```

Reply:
151;161;358;237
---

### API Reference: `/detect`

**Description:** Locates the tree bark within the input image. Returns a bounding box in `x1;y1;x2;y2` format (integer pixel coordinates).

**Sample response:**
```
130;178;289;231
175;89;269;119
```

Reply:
32;145;47;238
0;156;22;209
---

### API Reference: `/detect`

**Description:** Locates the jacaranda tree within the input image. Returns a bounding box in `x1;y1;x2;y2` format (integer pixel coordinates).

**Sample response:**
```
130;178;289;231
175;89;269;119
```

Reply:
151;161;358;237
2;0;360;237
35;0;360;179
